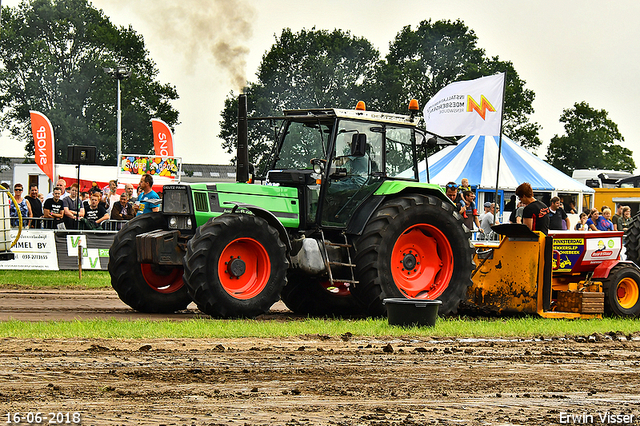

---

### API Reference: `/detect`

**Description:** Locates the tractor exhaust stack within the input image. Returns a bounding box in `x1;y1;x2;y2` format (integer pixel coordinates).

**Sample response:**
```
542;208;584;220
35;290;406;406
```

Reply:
236;93;249;183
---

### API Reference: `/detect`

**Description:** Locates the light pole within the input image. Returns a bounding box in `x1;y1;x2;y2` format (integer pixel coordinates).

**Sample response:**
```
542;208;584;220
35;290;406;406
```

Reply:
103;65;131;166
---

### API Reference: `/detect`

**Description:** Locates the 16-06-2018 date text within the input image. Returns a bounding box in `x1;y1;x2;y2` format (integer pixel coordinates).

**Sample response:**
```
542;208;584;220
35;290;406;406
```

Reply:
5;412;81;424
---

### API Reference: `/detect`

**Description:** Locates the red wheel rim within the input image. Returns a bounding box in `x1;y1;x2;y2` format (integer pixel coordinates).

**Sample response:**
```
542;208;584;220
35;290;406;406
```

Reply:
218;238;271;300
140;264;185;294
319;280;351;297
390;223;454;299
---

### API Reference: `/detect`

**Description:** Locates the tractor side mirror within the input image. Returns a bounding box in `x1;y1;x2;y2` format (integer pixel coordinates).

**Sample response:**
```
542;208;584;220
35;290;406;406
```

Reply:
351;134;366;157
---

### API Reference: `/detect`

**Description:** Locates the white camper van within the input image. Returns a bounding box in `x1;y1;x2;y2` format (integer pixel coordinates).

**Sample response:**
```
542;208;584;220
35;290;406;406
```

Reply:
571;169;633;188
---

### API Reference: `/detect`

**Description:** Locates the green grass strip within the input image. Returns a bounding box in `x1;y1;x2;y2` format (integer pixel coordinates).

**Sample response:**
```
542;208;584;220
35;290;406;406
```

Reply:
0;270;110;289
0;316;639;339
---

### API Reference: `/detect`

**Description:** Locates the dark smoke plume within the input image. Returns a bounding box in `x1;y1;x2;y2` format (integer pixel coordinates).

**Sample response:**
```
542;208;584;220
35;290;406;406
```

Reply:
98;0;255;90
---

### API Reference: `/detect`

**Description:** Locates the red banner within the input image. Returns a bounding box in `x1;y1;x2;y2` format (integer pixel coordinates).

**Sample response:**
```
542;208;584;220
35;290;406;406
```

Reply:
151;118;174;157
30;111;55;183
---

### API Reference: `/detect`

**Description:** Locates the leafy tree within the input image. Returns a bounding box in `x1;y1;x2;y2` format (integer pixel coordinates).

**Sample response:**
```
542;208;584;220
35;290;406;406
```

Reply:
373;19;540;149
220;21;542;172
0;0;179;165
546;101;634;174
219;28;380;175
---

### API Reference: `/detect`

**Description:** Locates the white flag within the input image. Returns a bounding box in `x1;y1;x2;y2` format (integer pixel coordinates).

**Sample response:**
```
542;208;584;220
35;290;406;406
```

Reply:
423;73;505;137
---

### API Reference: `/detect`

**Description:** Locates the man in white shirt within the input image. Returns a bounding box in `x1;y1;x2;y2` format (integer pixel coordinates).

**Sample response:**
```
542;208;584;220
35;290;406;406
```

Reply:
45;178;69;201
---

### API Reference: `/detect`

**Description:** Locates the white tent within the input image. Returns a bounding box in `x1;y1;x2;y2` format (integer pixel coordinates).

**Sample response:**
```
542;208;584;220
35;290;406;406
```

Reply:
421;135;594;213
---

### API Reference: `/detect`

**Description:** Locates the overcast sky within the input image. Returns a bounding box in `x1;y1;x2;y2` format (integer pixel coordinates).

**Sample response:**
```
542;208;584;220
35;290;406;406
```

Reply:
3;0;640;172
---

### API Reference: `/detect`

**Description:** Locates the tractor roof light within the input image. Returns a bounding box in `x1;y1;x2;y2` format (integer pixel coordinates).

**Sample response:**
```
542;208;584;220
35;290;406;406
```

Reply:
355;101;366;111
408;99;419;111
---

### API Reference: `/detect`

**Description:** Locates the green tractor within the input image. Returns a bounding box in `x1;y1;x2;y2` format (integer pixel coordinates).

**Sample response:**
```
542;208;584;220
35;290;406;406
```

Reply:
108;95;474;318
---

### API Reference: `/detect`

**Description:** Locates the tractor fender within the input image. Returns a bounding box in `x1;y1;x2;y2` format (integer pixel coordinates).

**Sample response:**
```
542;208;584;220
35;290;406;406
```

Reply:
592;260;638;279
346;187;454;236
227;202;292;252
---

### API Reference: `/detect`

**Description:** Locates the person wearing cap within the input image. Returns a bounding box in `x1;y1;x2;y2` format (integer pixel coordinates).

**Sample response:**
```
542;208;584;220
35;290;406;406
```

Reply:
480;203;496;236
479;201;492;222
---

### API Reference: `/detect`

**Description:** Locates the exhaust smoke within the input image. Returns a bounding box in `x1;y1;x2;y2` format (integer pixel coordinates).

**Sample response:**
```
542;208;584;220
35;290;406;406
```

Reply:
99;0;255;90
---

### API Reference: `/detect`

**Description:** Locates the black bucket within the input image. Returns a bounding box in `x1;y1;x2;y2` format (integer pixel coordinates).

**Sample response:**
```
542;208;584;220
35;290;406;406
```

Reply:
383;298;442;327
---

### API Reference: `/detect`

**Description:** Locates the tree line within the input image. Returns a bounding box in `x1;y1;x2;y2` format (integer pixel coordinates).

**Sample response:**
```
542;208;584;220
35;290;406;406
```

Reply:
0;0;633;174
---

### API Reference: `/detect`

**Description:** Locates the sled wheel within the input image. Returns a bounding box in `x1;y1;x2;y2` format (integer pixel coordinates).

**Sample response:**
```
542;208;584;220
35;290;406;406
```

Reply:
183;214;288;318
281;271;365;317
602;263;640;317
109;213;191;313
352;194;474;316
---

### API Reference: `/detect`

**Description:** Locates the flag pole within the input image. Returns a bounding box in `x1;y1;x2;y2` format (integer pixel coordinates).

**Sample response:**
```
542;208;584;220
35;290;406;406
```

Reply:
493;72;507;224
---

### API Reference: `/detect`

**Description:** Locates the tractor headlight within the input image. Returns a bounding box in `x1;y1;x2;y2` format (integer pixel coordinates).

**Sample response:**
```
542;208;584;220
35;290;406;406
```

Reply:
168;216;178;229
186;218;192;228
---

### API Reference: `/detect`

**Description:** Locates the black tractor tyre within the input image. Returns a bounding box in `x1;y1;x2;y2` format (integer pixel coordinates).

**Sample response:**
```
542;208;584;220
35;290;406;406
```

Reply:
351;194;474;316
601;263;640;317
624;214;640;265
281;271;365;317
183;214;288;318
108;212;192;313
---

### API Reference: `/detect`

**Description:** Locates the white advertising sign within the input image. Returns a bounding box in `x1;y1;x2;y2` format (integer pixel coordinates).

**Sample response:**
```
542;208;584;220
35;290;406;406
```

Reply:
66;235;103;270
0;230;58;270
584;236;621;263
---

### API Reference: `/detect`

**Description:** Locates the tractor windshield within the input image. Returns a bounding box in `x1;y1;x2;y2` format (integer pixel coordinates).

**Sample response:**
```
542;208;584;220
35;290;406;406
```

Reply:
274;120;332;170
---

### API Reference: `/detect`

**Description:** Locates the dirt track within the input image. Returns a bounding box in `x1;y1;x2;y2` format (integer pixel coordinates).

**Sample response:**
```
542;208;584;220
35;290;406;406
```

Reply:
1;290;640;425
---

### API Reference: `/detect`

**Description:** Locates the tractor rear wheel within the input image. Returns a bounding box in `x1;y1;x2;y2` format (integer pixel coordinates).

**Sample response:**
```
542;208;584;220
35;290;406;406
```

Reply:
602;263;640;317
183;214;288;318
352;194;474;316
109;213;191;313
281;271;364;317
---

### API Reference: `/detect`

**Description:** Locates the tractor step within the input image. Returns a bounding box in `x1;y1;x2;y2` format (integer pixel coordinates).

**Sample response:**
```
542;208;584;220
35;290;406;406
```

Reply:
320;231;359;286
325;242;352;248
329;261;357;268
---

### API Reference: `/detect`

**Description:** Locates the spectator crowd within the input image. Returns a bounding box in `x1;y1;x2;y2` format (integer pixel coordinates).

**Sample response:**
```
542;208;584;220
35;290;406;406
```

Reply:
4;173;161;230
443;180;634;238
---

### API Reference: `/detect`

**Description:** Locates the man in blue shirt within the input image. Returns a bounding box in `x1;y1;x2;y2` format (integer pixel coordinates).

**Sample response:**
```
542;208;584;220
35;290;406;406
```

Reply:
135;173;160;216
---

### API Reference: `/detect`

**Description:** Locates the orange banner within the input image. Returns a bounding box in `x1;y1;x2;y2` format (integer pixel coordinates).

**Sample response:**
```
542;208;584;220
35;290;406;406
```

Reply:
151;118;174;157
30;111;55;183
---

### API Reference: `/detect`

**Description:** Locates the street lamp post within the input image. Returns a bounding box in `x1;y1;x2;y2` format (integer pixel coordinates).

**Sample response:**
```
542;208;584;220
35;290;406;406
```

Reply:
103;65;131;166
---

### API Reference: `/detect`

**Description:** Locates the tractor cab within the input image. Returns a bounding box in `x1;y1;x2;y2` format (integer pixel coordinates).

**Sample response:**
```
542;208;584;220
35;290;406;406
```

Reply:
265;105;426;230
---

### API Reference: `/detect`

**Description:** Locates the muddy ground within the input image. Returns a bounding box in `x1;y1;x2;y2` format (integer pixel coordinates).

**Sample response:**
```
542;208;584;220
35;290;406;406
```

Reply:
1;289;640;425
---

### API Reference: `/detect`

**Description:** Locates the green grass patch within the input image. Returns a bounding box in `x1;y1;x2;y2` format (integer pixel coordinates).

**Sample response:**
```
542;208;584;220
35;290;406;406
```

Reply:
0;316;639;339
0;270;111;289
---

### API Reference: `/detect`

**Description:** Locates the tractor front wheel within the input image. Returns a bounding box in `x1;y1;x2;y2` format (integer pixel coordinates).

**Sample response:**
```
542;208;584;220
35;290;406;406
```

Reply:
602;263;640;317
352;194;474;316
109;213;191;313
183;214;288;318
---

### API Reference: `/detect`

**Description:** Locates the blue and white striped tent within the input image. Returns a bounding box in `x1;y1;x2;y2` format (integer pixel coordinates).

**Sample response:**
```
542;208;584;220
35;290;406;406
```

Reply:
422;134;595;195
